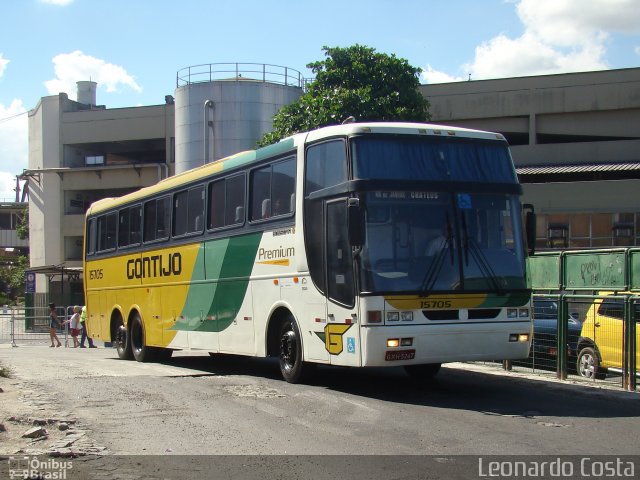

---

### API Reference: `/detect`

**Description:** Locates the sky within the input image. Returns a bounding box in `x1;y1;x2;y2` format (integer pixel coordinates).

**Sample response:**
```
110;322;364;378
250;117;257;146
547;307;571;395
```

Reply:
1;0;639;201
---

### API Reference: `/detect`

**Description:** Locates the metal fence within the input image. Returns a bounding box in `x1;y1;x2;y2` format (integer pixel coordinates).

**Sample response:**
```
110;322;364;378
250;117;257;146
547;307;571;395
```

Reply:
0;306;72;347
508;293;638;391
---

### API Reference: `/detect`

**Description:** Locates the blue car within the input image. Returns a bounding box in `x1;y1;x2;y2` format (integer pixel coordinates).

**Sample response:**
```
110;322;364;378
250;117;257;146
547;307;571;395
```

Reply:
529;299;583;370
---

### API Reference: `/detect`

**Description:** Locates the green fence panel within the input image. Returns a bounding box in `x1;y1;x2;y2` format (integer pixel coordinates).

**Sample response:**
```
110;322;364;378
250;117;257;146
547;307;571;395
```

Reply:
528;254;561;290
563;250;626;290
629;249;640;292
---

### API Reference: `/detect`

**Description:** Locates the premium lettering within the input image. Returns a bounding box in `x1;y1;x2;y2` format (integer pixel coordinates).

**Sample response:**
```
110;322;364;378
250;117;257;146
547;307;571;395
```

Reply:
126;252;182;279
258;246;295;261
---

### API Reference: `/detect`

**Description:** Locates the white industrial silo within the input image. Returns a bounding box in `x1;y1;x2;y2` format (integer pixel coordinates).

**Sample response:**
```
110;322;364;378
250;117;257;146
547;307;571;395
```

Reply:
76;80;97;106
174;63;304;174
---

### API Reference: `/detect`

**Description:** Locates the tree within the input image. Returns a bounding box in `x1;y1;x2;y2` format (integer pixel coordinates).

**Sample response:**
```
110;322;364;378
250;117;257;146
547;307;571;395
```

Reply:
258;45;430;146
16;207;28;240
0;255;27;304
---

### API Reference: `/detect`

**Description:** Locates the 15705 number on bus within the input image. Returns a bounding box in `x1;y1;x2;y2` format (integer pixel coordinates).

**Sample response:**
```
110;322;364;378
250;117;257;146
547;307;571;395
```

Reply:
420;300;452;309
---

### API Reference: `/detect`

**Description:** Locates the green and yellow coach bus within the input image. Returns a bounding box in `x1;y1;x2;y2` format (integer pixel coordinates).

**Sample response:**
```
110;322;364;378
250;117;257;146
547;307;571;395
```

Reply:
84;122;534;383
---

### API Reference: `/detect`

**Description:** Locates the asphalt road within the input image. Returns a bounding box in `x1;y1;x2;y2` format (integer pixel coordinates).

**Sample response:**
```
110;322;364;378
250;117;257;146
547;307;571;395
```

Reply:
1;344;639;479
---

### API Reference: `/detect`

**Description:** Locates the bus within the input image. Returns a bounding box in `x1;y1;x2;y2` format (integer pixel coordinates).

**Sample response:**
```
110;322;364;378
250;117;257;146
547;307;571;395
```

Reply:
83;122;534;383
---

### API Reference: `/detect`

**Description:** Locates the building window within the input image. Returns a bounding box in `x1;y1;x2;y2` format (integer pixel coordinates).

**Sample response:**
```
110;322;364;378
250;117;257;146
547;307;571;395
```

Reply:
0;213;17;230
86;155;105;166
537;212;640;250
64;236;83;261
547;223;568;248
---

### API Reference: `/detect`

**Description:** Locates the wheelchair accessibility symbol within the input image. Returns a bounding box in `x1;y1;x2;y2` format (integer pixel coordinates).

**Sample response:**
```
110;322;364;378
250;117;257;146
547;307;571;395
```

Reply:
346;337;356;353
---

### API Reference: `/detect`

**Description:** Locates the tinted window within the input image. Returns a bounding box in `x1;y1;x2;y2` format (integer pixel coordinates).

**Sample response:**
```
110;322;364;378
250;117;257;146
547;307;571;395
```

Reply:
305;140;348;195
173;186;205;236
208;173;246;230
86;218;96;255
351;137;517;183
97;213;117;252
144;196;170;242
597;298;624;320
327;200;355;306
250;157;295;221
118;205;142;247
225;174;246;226
208;180;225;229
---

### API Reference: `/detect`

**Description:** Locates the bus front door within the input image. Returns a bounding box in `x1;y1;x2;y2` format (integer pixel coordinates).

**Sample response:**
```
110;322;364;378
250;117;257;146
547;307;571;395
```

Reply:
325;199;361;367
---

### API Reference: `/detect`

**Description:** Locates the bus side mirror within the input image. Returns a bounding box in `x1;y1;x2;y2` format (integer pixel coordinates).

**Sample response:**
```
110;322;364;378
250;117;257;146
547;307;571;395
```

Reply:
347;198;365;248
523;204;536;256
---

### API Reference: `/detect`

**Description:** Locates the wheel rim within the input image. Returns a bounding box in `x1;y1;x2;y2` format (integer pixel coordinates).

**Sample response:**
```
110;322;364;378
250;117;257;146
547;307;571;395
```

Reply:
579;352;596;379
131;318;143;355
116;325;127;351
280;330;296;374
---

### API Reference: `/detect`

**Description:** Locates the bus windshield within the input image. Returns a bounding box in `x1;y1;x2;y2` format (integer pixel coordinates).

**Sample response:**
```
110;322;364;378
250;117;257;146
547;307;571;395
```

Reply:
359;190;527;294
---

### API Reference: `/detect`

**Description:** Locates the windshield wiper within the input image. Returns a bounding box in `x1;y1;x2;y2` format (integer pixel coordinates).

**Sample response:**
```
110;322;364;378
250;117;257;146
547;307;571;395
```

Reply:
461;216;504;294
420;218;454;295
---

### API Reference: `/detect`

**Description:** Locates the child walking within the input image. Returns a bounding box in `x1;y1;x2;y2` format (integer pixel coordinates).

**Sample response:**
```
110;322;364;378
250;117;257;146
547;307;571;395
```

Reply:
48;302;62;348
69;305;81;348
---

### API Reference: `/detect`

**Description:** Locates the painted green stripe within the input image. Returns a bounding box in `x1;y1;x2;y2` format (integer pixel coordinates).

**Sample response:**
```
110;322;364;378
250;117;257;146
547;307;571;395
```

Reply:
172;233;263;332
255;138;295;161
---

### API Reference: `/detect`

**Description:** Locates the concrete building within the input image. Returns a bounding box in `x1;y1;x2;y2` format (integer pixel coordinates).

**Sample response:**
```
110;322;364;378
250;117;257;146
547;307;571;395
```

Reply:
25;81;175;301
0;202;28;255
420;68;640;250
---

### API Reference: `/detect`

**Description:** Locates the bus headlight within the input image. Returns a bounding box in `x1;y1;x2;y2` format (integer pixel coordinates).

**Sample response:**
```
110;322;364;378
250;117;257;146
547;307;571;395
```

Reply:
507;308;518;319
387;338;400;348
386;311;400;322
509;333;530;342
400;311;413;322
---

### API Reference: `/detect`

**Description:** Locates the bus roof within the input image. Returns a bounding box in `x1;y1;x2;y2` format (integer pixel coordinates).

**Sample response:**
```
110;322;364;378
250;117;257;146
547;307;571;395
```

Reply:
87;122;505;216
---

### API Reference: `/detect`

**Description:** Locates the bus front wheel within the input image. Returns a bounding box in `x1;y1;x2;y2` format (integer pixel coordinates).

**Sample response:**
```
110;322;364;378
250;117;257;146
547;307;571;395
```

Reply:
279;317;311;384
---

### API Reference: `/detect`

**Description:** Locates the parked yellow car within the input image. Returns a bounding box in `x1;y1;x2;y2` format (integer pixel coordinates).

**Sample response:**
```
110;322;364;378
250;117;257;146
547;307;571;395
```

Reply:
576;292;639;379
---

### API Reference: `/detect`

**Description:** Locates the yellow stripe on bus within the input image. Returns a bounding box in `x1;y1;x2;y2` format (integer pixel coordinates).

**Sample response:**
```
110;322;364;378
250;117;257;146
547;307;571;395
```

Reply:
385;294;489;310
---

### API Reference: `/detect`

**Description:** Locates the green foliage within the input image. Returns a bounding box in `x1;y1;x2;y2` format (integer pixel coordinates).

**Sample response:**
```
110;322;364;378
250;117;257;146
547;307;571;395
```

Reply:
0;255;28;303
258;45;430;146
16;207;28;240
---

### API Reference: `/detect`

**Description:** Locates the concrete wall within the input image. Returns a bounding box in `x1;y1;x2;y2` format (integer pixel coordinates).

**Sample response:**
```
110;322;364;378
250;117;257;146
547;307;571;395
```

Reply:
61;104;174;144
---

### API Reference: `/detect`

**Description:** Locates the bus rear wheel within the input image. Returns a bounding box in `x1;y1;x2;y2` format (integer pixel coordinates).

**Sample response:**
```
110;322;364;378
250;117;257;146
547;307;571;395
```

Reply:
404;363;442;380
130;313;153;363
115;321;132;360
279;316;312;384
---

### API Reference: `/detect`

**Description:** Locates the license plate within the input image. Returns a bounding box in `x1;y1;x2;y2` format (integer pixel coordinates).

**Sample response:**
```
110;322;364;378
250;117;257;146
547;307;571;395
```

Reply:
385;349;416;361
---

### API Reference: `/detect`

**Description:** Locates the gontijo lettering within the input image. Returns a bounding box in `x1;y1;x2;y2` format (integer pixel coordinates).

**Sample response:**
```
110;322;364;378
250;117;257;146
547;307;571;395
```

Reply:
126;252;182;279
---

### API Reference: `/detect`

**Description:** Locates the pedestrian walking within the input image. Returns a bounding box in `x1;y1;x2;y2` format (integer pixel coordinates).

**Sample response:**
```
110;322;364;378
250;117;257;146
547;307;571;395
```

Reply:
69;305;81;348
48;302;62;348
79;305;97;348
